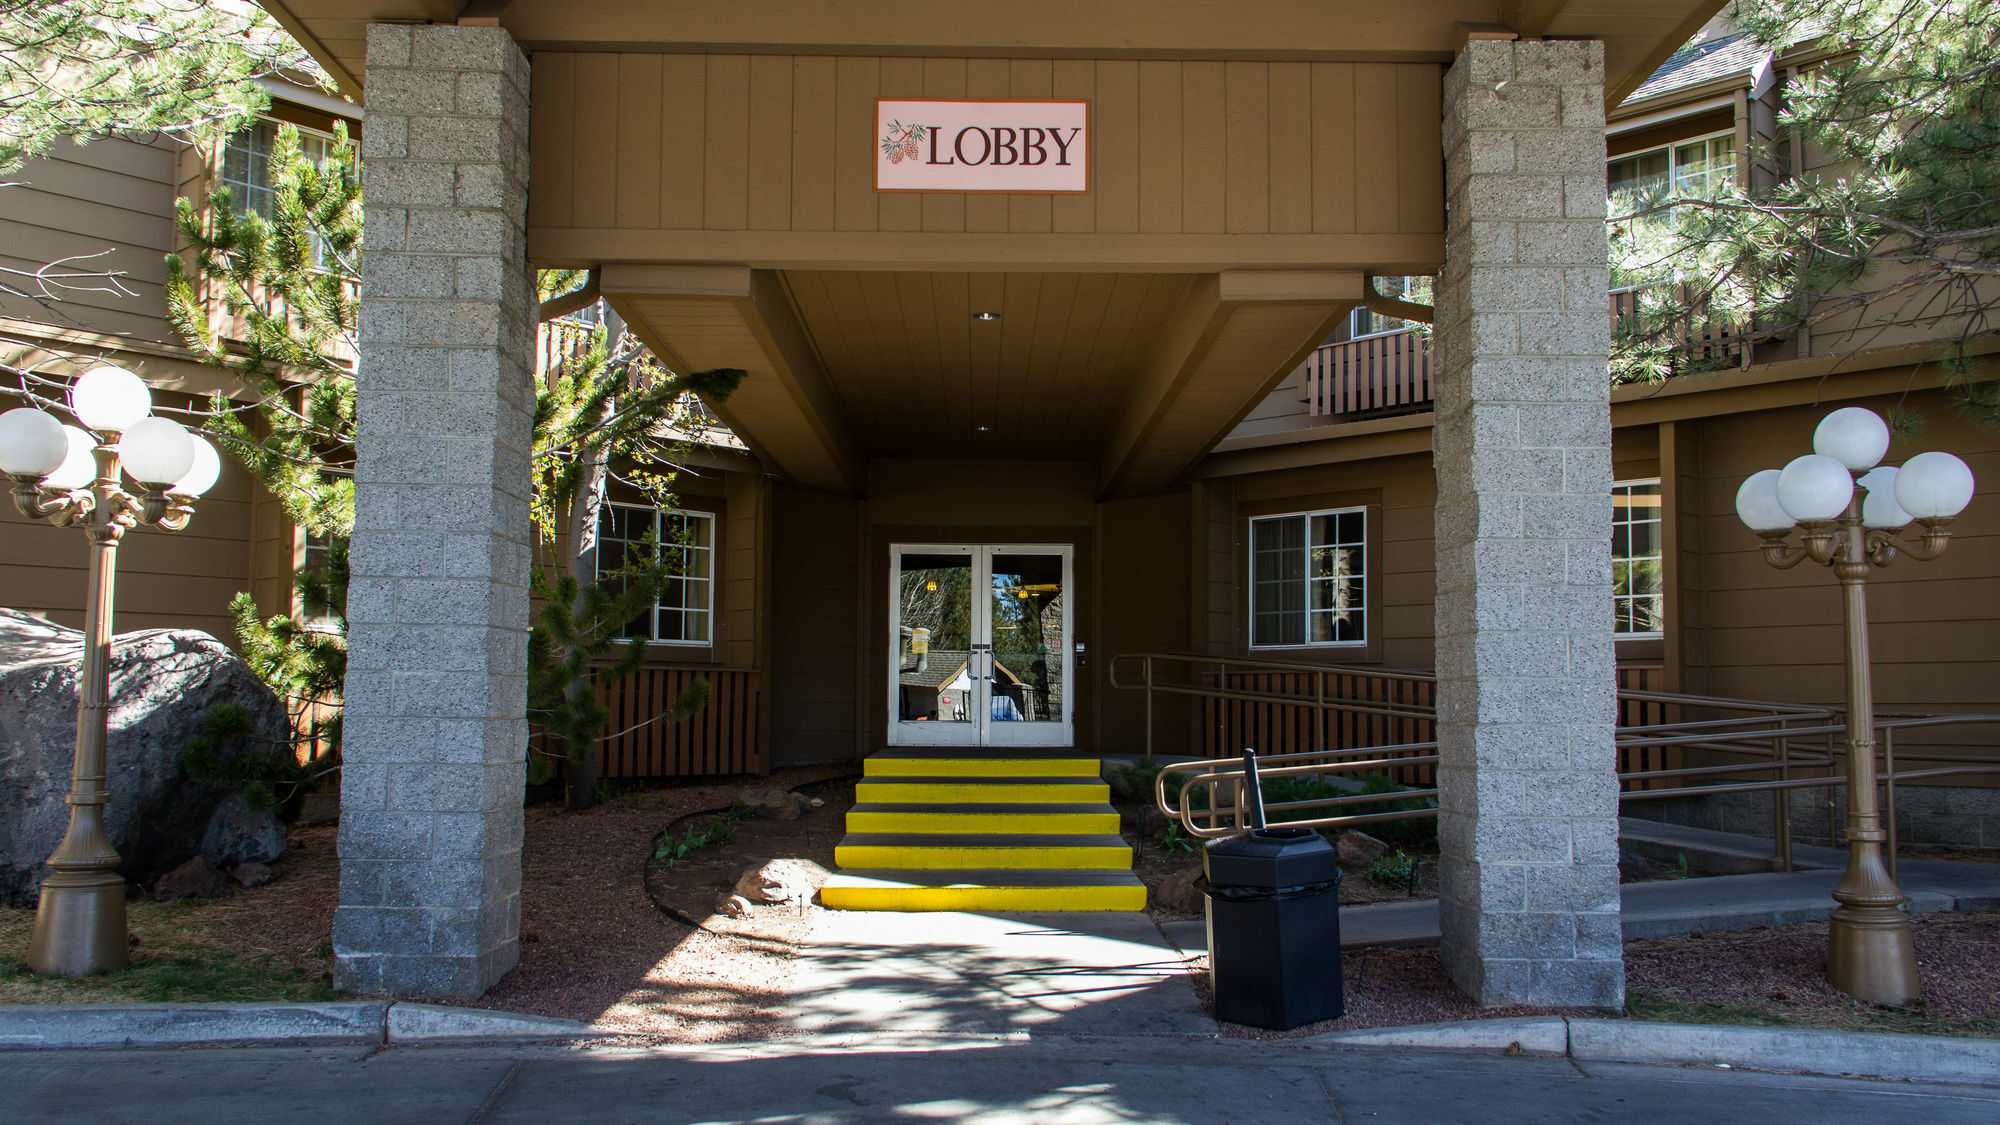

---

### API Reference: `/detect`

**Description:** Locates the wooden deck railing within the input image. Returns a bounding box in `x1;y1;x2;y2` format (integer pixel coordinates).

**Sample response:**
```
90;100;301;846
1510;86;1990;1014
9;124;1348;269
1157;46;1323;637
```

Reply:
1298;288;1748;419
1119;655;1668;790
1608;285;1747;373
1300;330;1432;419
535;664;764;779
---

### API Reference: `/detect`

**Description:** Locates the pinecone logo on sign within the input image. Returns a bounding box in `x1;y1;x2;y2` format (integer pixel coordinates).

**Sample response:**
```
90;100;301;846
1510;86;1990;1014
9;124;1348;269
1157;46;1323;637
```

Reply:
881;120;926;165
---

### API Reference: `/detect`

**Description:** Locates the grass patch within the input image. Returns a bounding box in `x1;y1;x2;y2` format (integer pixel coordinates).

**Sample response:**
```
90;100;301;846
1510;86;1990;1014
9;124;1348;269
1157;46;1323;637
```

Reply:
1625;989;2000;1040
0;897;336;1006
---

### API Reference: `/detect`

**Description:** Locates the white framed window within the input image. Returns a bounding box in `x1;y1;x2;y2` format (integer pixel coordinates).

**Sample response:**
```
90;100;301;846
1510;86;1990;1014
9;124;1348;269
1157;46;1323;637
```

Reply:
1607;131;1735;201
1613;480;1664;636
222;119;340;220
596;504;715;646
298;468;350;626
1250;508;1367;648
222;118;348;269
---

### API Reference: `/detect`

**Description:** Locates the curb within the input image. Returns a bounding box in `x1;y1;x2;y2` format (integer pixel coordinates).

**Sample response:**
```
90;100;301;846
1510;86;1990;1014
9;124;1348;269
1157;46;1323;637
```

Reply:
3;1001;1996;1086
0;1000;601;1050
1309;1015;2000;1087
0;1001;390;1049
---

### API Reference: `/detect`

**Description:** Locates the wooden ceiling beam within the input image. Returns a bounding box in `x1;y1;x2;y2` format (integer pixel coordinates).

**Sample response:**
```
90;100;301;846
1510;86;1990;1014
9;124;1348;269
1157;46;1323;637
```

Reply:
603;264;865;496
1095;270;1362;498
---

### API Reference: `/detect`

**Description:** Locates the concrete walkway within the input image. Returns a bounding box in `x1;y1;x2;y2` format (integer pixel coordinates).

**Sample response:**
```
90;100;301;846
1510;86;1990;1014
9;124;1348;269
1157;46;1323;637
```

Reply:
1157;855;2000;955
789;909;1215;1036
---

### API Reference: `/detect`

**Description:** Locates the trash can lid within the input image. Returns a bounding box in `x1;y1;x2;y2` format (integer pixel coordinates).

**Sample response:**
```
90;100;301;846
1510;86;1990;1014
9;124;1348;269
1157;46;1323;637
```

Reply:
1204;827;1343;889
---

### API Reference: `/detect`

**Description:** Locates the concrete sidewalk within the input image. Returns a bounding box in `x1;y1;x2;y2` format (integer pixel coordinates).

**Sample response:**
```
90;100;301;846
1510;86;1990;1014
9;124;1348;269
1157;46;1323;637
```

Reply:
1157;855;2000;955
789;909;1215;1036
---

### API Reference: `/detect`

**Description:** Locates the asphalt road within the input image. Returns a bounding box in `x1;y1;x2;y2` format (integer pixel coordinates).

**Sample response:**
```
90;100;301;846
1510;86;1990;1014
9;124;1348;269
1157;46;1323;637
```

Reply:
6;1037;1998;1124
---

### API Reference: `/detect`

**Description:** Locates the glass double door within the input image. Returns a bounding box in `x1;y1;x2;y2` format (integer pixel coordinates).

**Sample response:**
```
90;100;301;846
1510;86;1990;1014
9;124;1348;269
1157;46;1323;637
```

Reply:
890;544;1072;747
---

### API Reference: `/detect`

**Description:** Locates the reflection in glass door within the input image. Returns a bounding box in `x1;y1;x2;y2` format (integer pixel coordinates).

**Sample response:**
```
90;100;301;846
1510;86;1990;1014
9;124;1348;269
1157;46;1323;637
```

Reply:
890;545;1072;747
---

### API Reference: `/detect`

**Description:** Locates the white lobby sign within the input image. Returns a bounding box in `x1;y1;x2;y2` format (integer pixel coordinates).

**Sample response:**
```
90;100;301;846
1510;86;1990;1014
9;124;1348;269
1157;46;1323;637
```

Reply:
875;99;1089;194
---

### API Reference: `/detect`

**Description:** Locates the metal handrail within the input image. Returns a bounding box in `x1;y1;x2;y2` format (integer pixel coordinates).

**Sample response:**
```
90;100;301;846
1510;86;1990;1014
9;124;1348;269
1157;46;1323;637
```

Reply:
1115;651;2000;879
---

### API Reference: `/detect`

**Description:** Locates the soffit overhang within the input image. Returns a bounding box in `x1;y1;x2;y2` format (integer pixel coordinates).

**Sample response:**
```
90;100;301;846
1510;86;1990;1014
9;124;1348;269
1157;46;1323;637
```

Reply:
261;0;1726;109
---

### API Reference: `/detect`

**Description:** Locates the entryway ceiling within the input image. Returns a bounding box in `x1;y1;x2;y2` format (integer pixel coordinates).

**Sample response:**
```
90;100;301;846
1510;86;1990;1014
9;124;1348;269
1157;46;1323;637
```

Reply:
779;270;1192;462
606;265;1359;498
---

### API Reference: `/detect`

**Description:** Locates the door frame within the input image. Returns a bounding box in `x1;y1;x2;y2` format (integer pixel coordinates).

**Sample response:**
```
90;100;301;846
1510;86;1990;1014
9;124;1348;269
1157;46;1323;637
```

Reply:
887;542;1074;748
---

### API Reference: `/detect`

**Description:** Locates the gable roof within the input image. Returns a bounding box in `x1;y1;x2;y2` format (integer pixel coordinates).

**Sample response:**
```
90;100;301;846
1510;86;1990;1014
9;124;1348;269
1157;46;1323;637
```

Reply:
1624;30;1767;104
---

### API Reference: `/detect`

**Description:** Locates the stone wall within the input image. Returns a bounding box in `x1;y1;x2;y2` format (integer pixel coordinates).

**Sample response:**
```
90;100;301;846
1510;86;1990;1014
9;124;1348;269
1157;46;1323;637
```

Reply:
333;22;534;1000
1431;37;1624;1009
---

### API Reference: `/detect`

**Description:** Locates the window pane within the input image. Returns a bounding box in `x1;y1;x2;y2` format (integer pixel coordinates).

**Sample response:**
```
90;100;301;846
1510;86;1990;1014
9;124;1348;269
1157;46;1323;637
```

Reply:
1608;148;1669;197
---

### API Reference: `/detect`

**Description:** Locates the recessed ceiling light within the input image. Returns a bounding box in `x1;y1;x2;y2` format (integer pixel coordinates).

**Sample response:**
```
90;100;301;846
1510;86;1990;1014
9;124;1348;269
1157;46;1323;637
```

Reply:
972;311;1001;321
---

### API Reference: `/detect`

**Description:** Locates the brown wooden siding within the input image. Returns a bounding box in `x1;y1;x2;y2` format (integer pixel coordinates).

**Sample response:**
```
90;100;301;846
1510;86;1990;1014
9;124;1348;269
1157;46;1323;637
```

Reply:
528;54;1445;240
0;136;178;343
769;485;864;765
1098;492;1194;756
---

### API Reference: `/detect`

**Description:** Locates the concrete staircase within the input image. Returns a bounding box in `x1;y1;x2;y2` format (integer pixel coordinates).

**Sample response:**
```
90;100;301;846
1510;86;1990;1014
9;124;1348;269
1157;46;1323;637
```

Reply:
819;748;1148;912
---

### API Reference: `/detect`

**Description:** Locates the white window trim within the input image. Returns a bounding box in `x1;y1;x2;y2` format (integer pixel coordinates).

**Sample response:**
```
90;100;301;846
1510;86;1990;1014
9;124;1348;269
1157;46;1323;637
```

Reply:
1247;506;1368;650
1612;477;1665;640
1607;128;1737;198
596;503;716;648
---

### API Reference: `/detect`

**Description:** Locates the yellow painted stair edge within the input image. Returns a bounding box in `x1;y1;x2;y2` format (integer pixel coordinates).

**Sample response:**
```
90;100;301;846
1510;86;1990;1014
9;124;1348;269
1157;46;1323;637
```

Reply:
846;810;1120;834
819;882;1147;912
856;781;1110;803
864;757;1102;778
836;844;1132;870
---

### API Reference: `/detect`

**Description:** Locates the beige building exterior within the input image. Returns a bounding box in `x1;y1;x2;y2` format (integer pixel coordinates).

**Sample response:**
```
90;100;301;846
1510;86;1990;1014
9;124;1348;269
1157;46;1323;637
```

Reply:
4;2;1994;1007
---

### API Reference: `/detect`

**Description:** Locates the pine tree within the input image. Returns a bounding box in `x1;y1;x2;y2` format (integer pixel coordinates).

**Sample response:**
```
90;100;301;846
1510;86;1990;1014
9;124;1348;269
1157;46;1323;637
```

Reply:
0;1;313;173
166;120;740;809
1611;0;2000;427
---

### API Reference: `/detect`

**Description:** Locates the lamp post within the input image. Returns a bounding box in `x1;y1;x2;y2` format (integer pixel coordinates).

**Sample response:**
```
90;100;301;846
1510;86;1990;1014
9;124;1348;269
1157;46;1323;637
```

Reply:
1734;406;1975;1006
0;367;221;976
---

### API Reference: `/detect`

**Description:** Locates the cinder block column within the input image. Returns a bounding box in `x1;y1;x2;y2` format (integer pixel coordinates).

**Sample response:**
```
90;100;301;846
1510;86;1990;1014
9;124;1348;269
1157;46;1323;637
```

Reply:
1431;38;1623;1009
334;23;533;1000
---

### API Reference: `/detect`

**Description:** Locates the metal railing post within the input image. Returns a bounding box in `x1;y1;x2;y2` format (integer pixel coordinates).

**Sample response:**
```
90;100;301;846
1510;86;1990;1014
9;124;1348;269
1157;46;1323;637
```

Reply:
1883;725;1899;885
1774;724;1793;872
1143;655;1154;766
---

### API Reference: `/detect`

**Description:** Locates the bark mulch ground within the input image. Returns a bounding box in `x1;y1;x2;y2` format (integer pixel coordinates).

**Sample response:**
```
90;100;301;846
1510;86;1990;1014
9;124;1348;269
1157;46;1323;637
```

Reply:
5;768;1993;1044
471;766;853;1041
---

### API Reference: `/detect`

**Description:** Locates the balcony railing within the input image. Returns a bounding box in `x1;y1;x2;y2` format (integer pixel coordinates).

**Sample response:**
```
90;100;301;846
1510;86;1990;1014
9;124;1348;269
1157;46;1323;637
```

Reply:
1299;287;1749;419
1301;329;1432;419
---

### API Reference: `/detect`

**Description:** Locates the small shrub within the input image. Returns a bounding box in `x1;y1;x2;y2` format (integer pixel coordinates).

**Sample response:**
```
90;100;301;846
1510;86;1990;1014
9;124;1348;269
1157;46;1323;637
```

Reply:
1353;772;1437;847
1367;849;1422;894
1160;822;1197;854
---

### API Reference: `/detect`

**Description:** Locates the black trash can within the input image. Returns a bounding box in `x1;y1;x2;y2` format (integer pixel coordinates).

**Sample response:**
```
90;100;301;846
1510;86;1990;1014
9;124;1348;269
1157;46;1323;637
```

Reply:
1202;760;1345;1030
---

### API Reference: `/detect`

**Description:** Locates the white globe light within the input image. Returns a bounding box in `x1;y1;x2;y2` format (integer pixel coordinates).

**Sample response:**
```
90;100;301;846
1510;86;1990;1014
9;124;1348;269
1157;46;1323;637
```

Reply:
70;366;153;433
172;433;222;496
1776;453;1855;522
1813;406;1891;472
0;407;69;478
1857;466;1911;530
118;416;195;486
1893;450;1976;520
43;425;98;490
1734;469;1793;531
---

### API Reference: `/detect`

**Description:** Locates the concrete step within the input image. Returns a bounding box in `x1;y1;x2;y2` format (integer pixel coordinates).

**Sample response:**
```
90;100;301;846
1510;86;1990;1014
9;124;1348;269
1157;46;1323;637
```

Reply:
845;802;1122;835
819;869;1148;912
863;751;1102;778
1618;816;1848;875
854;776;1112;804
835;832;1133;870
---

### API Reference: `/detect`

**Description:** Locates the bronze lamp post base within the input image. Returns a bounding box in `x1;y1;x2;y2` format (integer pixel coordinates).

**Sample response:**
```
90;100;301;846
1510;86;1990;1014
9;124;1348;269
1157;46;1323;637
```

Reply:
27;869;129;977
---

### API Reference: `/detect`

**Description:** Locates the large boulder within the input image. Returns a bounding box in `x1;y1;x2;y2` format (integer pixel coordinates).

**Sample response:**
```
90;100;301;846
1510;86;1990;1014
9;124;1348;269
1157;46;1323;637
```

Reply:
0;608;288;904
